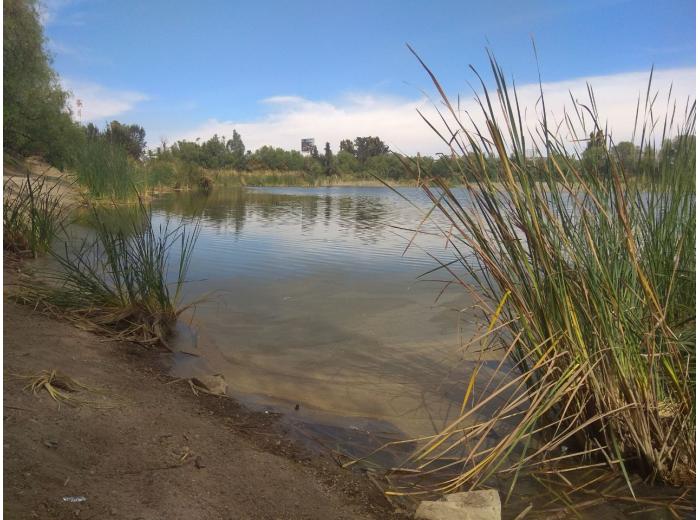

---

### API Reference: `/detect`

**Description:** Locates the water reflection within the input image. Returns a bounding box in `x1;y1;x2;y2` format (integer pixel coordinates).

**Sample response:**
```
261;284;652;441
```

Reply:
149;187;484;443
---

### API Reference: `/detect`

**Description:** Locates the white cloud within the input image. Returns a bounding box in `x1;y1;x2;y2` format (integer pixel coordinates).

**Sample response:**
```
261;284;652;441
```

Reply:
166;67;696;155
61;79;149;123
38;0;86;27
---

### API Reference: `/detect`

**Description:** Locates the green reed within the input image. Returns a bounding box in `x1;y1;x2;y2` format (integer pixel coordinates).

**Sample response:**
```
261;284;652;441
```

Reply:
387;49;695;502
74;138;141;199
3;170;67;257
21;198;200;348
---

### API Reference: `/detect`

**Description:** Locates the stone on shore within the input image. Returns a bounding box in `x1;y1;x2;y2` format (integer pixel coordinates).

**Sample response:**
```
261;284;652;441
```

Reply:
191;374;228;395
415;489;500;520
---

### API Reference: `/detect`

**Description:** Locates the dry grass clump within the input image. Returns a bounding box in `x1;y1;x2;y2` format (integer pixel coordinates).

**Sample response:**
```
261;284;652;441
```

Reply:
382;47;695;511
15;369;102;407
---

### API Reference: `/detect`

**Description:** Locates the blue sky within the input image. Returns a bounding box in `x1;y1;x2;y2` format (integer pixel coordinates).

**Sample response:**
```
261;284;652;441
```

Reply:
43;0;696;153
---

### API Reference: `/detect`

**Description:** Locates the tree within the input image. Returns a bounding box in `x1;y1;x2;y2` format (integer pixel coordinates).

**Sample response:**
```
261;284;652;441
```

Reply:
226;129;245;168
310;144;319;160
336;150;359;175
612;141;638;174
659;135;696;169
322;142;334;176
354;136;389;165
582;129;607;175
85;123;100;140
104;120;147;160
4;0;83;168
339;139;355;155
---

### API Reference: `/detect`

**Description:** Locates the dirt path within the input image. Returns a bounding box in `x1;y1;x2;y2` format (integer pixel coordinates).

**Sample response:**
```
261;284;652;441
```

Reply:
3;267;404;519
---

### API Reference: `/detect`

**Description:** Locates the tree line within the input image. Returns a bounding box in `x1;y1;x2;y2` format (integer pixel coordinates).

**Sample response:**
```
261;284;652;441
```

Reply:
4;0;692;189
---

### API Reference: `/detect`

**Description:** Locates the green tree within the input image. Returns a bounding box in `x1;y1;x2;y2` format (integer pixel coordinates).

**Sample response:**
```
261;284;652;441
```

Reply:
4;0;83;168
226;129;246;168
659;135;695;168
104;120;147;160
612;141;638;174
354;136;389;165
322;142;334;176
336;150;359;175
339;139;355;155
309;144;319;160
582;129;607;175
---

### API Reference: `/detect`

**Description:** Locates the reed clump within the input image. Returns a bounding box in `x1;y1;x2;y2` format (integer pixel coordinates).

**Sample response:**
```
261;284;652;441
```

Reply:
74;138;141;199
388;49;695;504
3;170;67;257
19;199;200;348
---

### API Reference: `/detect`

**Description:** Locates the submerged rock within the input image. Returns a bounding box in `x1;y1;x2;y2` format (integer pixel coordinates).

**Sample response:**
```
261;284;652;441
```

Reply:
415;489;500;520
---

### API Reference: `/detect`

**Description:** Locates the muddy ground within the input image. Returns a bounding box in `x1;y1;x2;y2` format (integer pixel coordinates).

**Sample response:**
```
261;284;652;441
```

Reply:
3;259;408;520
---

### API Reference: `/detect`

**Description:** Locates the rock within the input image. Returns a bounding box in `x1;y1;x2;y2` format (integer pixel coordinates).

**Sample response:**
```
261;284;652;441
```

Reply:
415;489;500;520
445;490;500;519
191;374;227;396
415;501;470;520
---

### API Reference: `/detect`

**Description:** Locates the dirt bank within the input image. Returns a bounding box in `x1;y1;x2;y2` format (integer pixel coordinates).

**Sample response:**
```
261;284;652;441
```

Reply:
3;260;407;519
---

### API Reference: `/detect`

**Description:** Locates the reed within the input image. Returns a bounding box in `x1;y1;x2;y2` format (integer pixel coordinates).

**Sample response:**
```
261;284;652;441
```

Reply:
19;198;200;348
387;49;695;504
74;138;141;199
3;170;67;257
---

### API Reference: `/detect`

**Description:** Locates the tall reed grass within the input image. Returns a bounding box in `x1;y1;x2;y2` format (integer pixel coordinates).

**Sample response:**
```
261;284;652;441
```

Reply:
387;49;695;505
20;199;200;347
74;139;141;199
3;171;67;257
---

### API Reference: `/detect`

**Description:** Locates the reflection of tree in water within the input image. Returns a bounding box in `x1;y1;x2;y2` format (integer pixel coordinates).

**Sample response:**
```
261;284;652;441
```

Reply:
150;188;389;242
73;203;151;237
323;195;332;226
336;196;355;236
353;197;386;244
300;195;319;232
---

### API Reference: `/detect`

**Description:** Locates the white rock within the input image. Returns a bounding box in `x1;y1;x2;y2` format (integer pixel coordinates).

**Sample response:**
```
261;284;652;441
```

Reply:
415;489;500;520
445;489;500;519
191;374;227;395
415;501;468;520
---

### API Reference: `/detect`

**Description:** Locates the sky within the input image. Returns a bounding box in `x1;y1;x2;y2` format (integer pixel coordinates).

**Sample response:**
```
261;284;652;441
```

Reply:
42;0;696;154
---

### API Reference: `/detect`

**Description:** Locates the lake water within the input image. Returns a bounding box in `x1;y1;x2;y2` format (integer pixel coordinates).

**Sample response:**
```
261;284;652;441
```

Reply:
44;185;680;517
148;186;494;451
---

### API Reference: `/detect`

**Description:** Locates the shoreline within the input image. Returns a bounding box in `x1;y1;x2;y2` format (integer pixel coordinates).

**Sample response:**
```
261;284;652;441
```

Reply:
3;256;409;519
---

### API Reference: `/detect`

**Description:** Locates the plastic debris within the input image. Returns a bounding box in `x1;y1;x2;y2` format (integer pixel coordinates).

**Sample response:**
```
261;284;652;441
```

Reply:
62;496;86;503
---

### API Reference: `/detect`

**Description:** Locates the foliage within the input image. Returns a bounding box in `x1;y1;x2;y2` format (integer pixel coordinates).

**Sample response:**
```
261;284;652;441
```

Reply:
3;169;67;257
20;199;200;348
385;50;695;506
322;142;335;176
104;120;147;160
339;139;356;155
353;136;389;164
3;0;84;169
227;129;246;167
74;137;140;199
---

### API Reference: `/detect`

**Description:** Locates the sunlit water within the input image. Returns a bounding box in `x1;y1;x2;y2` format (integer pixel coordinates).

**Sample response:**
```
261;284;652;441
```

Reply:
142;187;496;449
38;185;682;517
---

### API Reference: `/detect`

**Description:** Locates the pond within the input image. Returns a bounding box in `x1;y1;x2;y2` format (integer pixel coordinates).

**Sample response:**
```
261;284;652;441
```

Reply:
147;186;494;452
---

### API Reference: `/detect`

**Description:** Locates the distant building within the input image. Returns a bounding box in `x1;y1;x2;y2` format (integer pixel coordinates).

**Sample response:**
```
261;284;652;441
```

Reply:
301;138;315;154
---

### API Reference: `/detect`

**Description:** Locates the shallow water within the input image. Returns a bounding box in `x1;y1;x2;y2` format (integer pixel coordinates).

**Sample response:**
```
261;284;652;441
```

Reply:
146;186;494;445
42;185;687;517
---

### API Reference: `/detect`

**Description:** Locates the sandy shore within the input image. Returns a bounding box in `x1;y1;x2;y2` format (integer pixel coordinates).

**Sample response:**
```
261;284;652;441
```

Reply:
3;257;407;519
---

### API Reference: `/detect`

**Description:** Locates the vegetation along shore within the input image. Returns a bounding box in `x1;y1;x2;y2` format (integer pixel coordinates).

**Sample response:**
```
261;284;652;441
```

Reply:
3;0;695;518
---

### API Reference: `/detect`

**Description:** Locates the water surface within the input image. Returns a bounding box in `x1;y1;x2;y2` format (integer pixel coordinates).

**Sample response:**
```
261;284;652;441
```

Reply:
150;187;492;446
